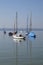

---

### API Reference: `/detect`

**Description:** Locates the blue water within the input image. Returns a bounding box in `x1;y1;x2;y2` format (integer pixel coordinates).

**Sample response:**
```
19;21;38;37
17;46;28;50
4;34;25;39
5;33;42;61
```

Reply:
0;30;43;65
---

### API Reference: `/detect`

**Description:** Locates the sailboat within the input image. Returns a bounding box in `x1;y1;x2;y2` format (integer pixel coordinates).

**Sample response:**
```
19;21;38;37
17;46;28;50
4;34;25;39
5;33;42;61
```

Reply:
13;12;25;39
28;12;36;38
8;12;17;36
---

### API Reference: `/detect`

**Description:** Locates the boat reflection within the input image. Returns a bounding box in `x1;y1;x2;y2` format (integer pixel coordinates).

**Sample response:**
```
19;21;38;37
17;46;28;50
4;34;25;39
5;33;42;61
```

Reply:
16;41;18;65
29;38;32;65
29;36;36;41
13;36;36;65
13;38;26;43
28;36;36;64
26;37;32;64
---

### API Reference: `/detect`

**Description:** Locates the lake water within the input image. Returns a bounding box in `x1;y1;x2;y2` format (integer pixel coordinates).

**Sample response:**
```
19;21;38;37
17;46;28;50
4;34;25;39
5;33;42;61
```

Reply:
0;30;43;65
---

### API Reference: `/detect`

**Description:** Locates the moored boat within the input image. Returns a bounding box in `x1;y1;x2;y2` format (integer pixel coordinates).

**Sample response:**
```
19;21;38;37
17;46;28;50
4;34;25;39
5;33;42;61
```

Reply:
13;33;25;39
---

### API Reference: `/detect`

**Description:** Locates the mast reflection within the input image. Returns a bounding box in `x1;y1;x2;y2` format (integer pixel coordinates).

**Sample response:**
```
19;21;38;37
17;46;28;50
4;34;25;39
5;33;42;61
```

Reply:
29;39;32;65
16;41;18;65
13;39;26;65
26;37;32;65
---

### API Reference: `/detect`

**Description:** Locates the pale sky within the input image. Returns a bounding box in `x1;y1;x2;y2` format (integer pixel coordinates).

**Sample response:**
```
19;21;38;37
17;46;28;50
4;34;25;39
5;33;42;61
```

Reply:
0;0;43;29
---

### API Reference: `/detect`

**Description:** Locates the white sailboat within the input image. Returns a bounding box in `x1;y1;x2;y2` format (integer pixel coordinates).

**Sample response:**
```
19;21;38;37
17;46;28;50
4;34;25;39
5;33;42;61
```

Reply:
13;33;25;39
13;12;25;39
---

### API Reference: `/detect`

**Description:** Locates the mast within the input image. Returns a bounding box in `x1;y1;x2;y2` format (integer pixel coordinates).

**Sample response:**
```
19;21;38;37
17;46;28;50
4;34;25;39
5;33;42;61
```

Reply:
27;15;28;33
16;12;18;32
29;12;32;32
14;23;15;32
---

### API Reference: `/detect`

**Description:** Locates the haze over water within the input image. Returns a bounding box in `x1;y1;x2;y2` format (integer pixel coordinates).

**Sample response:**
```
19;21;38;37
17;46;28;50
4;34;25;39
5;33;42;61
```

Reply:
0;0;43;29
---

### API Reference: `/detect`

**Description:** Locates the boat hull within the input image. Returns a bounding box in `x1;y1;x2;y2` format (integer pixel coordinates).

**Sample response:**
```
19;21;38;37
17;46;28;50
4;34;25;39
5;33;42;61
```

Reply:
13;35;25;39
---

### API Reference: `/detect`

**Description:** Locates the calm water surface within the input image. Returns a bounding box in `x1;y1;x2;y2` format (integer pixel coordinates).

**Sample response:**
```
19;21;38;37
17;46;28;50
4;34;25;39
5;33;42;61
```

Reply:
0;30;43;65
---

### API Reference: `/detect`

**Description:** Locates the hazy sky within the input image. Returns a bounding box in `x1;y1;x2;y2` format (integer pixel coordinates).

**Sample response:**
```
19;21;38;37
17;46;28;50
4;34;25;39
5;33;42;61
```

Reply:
0;0;43;28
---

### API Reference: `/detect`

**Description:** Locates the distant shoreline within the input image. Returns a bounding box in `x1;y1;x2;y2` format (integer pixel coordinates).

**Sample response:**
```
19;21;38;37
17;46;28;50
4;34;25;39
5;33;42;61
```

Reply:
0;28;43;31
